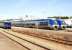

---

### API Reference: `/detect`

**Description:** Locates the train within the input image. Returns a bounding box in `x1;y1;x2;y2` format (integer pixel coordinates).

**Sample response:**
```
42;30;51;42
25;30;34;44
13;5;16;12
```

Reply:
0;18;66;30
0;21;11;29
55;19;67;30
13;19;67;30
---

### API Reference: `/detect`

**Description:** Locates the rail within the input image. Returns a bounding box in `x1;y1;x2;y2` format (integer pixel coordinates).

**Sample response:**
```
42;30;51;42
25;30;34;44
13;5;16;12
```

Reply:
0;29;49;50
0;28;72;50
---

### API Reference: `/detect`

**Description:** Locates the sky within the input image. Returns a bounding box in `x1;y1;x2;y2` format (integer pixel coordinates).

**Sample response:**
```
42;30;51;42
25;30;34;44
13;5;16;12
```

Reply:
0;0;72;20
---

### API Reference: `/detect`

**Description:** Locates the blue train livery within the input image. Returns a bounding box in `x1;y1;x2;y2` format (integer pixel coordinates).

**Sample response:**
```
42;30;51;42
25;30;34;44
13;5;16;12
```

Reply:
4;22;11;29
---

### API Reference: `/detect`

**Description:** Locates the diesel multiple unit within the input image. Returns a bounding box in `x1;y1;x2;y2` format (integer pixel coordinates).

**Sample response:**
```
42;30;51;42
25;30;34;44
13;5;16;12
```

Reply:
13;19;67;30
0;19;66;30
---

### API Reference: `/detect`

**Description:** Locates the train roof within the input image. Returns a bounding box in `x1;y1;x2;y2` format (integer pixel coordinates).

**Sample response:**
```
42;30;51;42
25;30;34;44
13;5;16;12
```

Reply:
24;19;54;22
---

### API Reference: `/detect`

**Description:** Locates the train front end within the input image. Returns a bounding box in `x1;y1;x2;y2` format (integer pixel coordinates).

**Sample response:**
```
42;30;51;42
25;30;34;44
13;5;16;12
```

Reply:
4;22;11;29
56;19;67;30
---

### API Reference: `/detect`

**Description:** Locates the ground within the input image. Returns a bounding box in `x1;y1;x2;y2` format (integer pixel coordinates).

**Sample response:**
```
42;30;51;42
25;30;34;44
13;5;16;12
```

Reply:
0;32;27;50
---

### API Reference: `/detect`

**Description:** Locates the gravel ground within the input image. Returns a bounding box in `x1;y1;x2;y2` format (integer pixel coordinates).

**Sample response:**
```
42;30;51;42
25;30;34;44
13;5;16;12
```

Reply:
0;30;28;50
11;27;72;45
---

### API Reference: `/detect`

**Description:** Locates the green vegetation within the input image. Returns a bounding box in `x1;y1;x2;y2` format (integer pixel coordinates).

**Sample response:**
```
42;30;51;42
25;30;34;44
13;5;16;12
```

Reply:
48;16;72;19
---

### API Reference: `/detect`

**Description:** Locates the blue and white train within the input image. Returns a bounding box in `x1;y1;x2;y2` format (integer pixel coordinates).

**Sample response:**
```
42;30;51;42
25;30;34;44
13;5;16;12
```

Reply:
22;19;67;30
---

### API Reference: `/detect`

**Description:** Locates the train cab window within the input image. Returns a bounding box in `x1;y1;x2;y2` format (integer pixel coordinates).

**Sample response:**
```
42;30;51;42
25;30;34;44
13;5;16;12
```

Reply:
61;21;66;25
54;20;58;25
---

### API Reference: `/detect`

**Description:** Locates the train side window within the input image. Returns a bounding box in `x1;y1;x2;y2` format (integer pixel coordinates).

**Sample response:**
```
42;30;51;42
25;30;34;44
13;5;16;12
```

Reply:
32;24;35;25
39;22;48;25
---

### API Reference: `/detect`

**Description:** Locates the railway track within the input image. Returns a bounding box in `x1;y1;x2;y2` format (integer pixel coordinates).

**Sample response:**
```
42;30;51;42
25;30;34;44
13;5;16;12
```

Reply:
0;31;28;50
11;27;72;45
0;29;49;50
0;28;72;50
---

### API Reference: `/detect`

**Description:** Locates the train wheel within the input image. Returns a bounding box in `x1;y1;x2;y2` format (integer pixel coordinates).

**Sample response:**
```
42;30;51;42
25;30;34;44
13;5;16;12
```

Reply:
53;26;58;30
62;26;65;30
